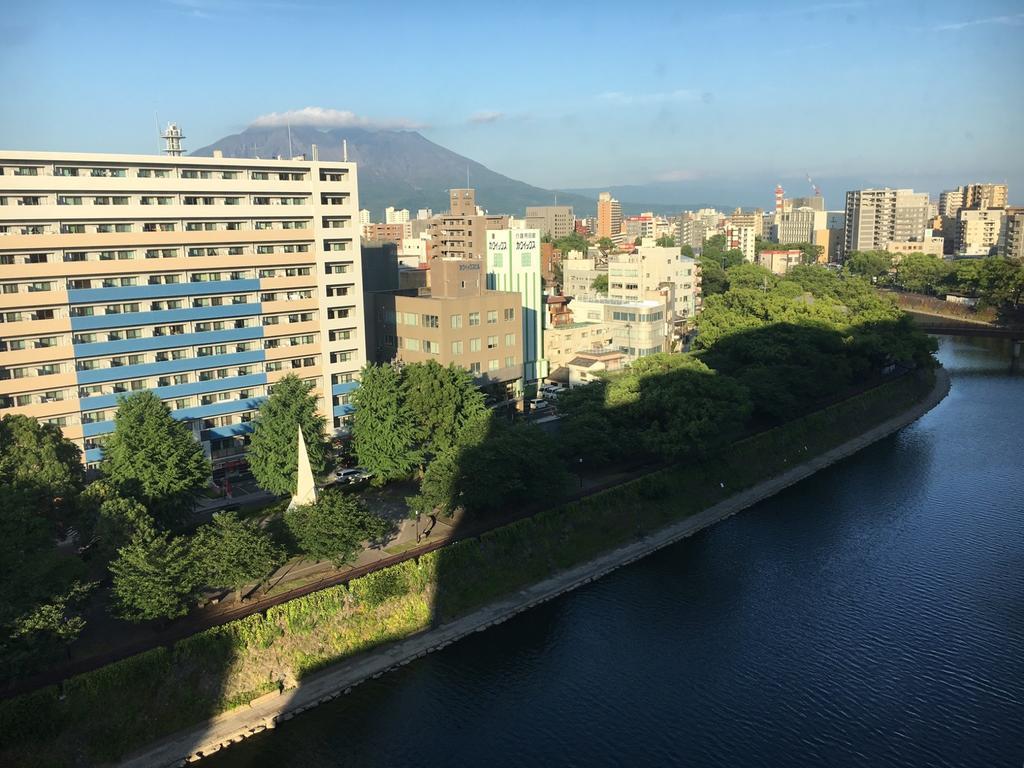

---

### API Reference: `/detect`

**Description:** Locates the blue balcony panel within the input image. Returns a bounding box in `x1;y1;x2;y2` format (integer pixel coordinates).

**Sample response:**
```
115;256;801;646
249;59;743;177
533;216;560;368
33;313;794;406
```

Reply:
82;420;115;437
172;397;266;421
331;381;359;396
203;422;255;440
84;448;103;463
70;303;261;332
76;350;265;385
78;373;268;411
73;326;264;358
67;280;260;305
332;404;355;417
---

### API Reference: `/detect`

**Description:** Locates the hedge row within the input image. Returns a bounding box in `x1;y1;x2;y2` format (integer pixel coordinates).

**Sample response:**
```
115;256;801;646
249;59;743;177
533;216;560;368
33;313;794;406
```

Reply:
0;371;933;767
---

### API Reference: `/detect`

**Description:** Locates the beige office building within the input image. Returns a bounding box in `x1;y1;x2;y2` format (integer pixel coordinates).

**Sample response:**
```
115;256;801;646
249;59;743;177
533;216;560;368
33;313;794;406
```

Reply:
608;239;700;327
957;208;1005;257
568;295;668;360
886;236;945;257
543;320;614;371
375;258;523;392
562;253;604;298
525;205;574;239
758;249;804;275
0;145;364;467
724;224;756;262
429;188;508;259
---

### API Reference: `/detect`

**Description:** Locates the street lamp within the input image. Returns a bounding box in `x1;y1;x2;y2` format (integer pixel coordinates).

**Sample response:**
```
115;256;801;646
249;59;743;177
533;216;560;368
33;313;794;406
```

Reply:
578;457;584;489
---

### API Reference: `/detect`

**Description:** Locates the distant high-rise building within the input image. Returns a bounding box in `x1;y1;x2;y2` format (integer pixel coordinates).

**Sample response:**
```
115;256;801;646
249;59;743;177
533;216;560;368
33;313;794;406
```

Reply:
486;228;547;382
385;207;410;224
359;208;371;225
1001;208;1024;261
525;205;575;239
843;188;929;259
774;207;817;244
429;188;508;259
728;208;764;238
962;183;1008;210
957;208;1005;256
596;192;622;239
939;189;964;218
416;208;433;220
789;195;825;212
724;224;756;262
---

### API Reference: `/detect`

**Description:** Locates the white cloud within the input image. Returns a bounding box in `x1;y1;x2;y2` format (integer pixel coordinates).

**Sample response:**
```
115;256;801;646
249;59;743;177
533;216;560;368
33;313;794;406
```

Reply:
932;12;1024;31
598;89;703;106
250;107;427;130
468;110;505;125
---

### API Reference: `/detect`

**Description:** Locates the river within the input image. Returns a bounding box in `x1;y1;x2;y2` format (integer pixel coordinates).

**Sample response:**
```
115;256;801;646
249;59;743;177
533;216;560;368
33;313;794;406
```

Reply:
208;336;1023;767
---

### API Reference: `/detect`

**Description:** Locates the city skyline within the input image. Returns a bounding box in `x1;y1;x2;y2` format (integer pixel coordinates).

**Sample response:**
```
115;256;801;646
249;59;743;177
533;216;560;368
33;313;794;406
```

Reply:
1;0;1021;193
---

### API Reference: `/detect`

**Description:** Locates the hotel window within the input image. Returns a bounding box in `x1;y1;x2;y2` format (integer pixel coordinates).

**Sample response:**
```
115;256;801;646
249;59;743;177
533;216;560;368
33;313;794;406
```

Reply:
451;340;463;356
251;172;269;180
58;196;82;205
487;335;498;349
222;171;238;180
54;167;79;177
504;308;515;321
504;356;515;367
488;359;499;372
469;362;481;375
423;340;440;355
405;338;420;352
469;338;481;352
469;312;480;326
450;314;463;328
14;167;39;176
487;310;497;324
505;333;515;347
422;314;439;328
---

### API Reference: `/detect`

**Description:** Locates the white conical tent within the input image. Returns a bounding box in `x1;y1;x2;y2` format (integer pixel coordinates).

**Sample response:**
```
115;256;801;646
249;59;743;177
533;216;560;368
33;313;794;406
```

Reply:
288;426;318;510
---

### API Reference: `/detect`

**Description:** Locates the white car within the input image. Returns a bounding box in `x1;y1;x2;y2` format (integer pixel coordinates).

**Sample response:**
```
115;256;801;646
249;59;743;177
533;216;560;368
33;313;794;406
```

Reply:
334;467;371;484
528;398;551;412
540;384;567;399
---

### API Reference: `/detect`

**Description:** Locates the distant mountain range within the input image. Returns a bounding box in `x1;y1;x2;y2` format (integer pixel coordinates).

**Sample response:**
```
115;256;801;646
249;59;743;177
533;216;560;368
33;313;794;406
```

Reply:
194;125;1018;216
192;126;685;219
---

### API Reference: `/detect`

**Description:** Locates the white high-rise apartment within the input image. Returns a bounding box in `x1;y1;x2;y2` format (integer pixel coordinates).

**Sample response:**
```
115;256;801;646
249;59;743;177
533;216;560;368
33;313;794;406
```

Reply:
843;188;929;259
957;209;1005;256
0;149;365;468
358;208;371;225
724;224;756;262
384;206;410;225
607;238;700;328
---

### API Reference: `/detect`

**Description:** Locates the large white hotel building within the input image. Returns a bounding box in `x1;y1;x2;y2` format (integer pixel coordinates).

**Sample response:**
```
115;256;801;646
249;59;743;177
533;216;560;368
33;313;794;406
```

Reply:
0;145;365;468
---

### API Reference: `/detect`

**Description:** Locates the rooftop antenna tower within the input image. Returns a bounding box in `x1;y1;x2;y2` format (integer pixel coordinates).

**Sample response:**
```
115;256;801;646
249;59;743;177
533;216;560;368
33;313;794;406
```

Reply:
161;122;185;156
342;139;348;162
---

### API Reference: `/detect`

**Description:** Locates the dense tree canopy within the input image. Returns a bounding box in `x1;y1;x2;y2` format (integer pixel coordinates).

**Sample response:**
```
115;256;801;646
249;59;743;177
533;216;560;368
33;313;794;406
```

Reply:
101;392;210;526
109;527;199;621
194;512;284;598
352;363;421;484
591;273;609;294
286;489;390;566
248;375;328;496
401;361;487;460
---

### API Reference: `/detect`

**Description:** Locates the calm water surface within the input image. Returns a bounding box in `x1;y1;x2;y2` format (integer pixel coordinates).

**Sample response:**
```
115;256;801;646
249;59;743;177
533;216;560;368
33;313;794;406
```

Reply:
210;337;1023;767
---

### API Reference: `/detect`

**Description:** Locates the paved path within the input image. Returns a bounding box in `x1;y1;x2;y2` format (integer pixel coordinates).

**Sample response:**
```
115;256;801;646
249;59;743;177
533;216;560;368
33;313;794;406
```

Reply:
120;369;950;768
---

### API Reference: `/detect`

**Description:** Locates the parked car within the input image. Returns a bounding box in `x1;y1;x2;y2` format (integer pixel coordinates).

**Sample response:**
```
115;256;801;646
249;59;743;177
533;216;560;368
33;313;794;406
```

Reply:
540;384;567;399
527;398;551;412
334;467;372;485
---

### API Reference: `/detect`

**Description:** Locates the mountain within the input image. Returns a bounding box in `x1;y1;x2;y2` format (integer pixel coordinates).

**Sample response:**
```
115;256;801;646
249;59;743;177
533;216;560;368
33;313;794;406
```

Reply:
192;125;604;220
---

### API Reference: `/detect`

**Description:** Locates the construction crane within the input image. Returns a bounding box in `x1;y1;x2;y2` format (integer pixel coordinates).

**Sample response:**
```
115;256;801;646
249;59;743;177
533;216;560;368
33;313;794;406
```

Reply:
806;173;821;197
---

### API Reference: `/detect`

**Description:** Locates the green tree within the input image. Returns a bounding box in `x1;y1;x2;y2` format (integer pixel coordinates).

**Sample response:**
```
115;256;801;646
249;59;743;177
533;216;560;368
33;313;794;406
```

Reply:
553;232;589;256
892;252;954;295
681;244;695;258
248;374;327;496
0;414;84;521
93;496;155;560
655;234;676;248
9;581;97;660
633;236;642;246
726;262;777;291
352;364;420;484
286;488;390;566
109;527;199;621
597;236;615;254
591;273;609;294
402;361;487;460
193;512;283;599
845;250;894;281
101;392;210;526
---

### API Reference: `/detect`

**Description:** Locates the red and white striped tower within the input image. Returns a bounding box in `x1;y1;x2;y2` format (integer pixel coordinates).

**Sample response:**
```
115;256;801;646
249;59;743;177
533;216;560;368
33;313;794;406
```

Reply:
775;184;784;215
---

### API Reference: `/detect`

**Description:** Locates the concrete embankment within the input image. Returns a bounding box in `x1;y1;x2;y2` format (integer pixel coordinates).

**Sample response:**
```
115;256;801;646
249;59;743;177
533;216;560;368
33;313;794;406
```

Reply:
120;368;951;768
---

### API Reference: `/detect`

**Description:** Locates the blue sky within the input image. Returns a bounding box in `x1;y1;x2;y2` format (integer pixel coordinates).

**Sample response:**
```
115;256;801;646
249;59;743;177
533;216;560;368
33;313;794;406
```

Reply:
1;0;1021;191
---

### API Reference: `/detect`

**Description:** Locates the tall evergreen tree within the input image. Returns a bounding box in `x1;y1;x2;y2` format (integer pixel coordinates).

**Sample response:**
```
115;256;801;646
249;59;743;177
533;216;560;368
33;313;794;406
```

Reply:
286;489;390;566
247;374;327;496
193;512;284;599
351;364;420;484
101;392;210;527
402;361;487;460
109;527;198;621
